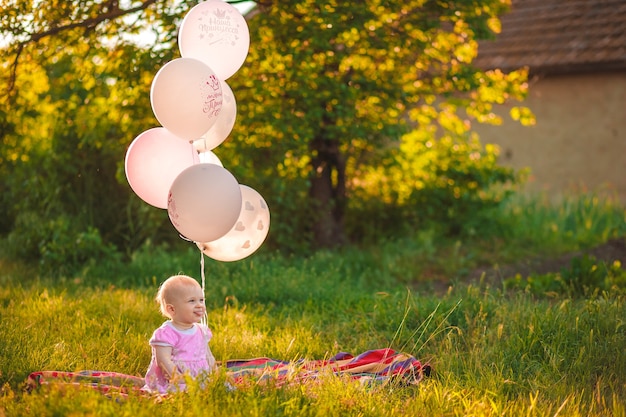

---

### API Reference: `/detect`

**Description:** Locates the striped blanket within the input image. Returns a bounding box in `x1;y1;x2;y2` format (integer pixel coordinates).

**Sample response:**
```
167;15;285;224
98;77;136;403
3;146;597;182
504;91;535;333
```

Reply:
26;349;431;396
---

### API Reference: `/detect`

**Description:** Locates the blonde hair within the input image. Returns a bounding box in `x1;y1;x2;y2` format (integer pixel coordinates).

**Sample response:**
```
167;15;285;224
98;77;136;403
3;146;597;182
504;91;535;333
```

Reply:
155;275;201;318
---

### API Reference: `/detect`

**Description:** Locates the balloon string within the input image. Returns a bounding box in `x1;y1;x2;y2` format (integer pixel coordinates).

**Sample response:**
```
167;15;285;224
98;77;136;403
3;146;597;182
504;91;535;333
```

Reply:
190;140;198;164
179;233;207;324
200;248;208;326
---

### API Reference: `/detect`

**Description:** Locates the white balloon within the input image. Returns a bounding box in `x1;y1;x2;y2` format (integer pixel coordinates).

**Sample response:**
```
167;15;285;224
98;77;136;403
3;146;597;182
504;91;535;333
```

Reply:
150;58;223;140
193;80;237;152
167;164;242;242
178;0;250;80
197;150;223;166
197;185;270;262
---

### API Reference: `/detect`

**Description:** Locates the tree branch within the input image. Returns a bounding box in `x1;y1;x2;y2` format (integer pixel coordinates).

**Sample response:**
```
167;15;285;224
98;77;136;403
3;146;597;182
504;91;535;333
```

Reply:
27;0;158;43
6;0;159;94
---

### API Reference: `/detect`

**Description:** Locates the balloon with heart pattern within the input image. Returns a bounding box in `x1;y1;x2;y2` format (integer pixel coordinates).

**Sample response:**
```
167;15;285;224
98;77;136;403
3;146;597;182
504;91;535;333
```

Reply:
196;184;270;262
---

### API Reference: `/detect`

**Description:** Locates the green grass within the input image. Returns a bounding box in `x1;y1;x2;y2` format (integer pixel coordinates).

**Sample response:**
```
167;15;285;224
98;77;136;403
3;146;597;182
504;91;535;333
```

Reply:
1;193;625;416
498;192;626;253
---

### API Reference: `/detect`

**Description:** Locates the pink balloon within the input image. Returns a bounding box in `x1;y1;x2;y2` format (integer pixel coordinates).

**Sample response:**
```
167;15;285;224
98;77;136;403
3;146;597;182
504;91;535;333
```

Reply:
168;164;242;242
196;185;270;262
125;128;199;209
193;80;237;152
150;58;223;140
178;0;250;80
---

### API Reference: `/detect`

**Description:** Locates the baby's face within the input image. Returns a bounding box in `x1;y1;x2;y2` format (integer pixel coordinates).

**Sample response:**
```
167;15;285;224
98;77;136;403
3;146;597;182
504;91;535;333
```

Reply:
170;285;206;325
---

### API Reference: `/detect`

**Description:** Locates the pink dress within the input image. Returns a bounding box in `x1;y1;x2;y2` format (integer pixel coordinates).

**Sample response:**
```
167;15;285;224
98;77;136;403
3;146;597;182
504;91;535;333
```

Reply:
143;321;215;393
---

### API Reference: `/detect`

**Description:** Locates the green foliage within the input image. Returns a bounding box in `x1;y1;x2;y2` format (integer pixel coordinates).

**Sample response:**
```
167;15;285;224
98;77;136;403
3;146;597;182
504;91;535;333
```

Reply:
6;216;120;277
497;193;626;257
221;0;532;249
6;191;618;294
0;0;534;269
346;132;520;241
505;255;626;298
0;0;195;272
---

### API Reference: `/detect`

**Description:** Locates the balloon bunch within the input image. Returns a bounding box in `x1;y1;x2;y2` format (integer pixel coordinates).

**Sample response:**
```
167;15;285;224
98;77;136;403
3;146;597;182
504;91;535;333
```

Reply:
124;0;270;262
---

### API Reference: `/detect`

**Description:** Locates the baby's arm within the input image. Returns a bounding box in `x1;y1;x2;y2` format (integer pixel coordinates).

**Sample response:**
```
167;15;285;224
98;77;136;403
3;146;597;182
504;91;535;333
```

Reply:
154;345;178;380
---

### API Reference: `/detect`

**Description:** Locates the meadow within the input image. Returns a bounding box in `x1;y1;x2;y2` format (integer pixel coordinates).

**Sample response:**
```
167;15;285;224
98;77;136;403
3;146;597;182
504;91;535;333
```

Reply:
1;193;625;416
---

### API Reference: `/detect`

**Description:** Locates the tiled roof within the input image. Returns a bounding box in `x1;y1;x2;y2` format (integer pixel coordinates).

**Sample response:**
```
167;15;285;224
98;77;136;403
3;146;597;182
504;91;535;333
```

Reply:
473;0;626;74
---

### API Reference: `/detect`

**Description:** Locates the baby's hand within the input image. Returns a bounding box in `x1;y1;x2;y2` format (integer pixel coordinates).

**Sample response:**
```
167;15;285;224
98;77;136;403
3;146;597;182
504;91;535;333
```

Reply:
170;369;186;385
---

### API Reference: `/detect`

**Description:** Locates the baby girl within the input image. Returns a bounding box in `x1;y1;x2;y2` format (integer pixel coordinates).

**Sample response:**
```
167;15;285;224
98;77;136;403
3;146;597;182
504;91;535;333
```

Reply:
143;274;217;393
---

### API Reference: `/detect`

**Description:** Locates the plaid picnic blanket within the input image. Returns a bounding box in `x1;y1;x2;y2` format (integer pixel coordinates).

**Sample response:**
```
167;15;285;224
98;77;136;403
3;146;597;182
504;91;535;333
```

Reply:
26;348;431;396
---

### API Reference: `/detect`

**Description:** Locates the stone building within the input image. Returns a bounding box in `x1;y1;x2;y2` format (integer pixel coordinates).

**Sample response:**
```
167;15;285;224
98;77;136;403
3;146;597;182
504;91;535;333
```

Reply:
472;0;626;202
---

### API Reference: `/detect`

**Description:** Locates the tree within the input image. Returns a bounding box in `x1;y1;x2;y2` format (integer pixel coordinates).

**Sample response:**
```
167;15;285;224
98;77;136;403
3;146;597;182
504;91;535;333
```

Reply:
225;0;530;248
0;0;531;270
0;0;191;269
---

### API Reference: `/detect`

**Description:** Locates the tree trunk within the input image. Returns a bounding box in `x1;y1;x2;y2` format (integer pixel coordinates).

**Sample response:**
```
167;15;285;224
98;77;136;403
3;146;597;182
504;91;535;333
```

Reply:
309;135;348;248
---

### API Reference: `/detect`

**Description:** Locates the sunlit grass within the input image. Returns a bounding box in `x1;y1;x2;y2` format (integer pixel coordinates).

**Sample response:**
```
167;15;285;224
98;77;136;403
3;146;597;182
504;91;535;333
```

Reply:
1;193;625;416
2;276;625;415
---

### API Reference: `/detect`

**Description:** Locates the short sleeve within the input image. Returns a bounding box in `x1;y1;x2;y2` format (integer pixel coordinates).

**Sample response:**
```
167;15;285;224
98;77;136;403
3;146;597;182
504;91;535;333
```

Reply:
149;322;180;347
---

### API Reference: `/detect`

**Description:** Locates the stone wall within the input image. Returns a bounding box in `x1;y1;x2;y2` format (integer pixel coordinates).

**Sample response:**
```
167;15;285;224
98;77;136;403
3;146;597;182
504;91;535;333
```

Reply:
473;71;626;203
